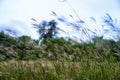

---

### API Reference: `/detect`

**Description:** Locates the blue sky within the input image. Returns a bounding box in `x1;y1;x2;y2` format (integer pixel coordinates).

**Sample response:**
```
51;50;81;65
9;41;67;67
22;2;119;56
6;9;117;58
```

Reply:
0;0;120;40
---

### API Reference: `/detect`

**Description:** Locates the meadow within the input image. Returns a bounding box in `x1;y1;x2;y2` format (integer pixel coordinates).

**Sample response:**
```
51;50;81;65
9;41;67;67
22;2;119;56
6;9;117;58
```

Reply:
0;60;120;80
0;32;120;80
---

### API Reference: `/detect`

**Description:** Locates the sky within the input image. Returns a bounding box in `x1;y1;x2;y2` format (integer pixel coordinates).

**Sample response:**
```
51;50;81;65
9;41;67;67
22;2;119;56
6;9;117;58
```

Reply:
0;0;120;40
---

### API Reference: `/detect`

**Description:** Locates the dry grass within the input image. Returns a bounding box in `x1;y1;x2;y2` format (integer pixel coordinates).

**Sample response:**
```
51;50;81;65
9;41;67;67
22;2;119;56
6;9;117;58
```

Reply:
0;60;120;80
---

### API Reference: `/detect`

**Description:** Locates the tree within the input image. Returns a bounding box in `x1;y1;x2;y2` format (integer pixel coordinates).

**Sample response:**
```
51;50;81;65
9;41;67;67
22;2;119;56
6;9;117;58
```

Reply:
32;19;60;45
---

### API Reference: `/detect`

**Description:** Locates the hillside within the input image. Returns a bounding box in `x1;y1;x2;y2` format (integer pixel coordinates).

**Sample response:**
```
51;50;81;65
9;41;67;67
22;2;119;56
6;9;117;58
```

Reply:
0;31;120;62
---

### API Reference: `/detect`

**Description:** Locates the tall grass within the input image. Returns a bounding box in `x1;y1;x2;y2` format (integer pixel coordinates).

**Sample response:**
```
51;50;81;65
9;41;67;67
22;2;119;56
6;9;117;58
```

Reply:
0;60;120;80
0;1;120;79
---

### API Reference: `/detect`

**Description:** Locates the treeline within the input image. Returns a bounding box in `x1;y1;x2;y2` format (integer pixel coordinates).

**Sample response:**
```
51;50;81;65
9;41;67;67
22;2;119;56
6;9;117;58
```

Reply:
0;31;120;62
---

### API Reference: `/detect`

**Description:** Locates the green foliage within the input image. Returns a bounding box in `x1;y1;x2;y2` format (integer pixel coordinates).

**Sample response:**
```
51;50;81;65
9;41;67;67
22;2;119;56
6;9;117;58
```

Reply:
0;60;120;80
0;31;17;46
32;19;59;45
0;31;120;62
0;31;120;79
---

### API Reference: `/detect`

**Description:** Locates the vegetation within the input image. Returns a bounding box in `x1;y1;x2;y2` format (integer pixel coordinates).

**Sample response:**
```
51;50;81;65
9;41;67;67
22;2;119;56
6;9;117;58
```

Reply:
0;0;120;79
0;60;120;80
31;19;62;45
0;31;120;79
0;31;120;62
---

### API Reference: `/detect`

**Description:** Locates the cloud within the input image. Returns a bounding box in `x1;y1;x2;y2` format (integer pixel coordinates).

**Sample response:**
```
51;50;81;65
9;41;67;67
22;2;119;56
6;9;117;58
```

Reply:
0;20;39;39
0;0;120;40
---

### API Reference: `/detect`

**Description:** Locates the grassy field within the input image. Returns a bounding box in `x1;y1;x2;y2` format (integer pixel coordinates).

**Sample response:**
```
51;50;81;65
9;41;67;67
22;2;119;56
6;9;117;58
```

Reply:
0;60;120;80
1;32;120;80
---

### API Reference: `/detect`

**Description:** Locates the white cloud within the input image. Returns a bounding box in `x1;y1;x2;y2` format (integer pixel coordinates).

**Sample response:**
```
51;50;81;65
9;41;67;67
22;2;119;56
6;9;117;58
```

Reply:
0;0;120;40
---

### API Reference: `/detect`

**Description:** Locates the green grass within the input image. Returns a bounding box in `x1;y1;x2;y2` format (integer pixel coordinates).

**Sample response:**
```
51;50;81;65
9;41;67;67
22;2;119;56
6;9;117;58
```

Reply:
0;60;120;80
0;32;120;80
